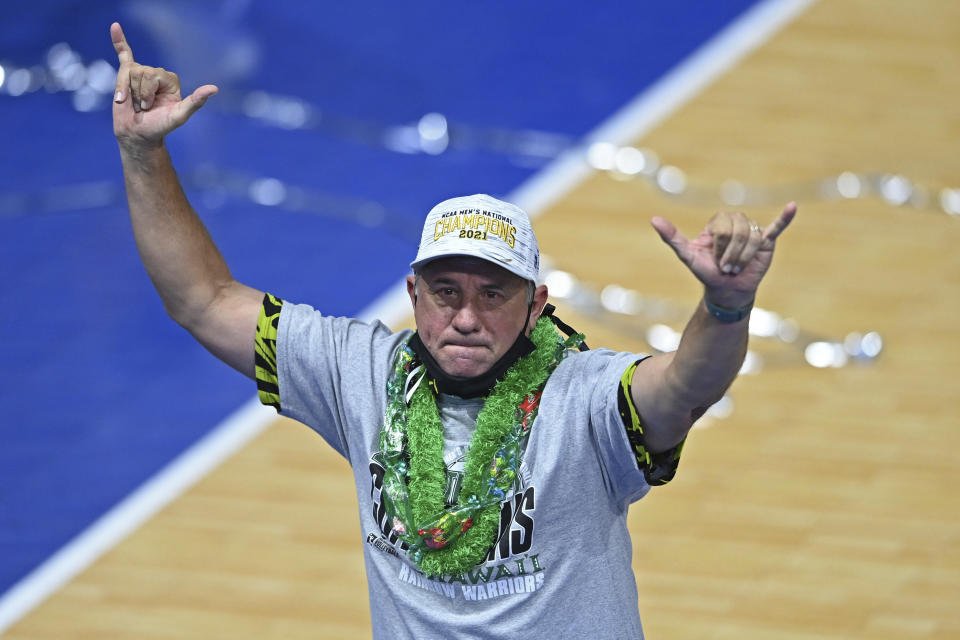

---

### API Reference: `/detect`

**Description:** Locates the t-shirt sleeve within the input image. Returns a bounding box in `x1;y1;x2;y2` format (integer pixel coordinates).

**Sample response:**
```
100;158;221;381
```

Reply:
615;358;685;486
255;293;283;411
254;292;406;460
579;350;685;504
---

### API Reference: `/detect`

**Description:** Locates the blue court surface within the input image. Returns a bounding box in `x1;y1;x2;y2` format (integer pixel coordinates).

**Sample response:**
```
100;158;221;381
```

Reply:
1;0;762;598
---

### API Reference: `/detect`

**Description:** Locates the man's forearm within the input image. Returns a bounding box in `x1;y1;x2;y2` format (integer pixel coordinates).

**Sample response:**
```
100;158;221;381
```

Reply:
636;295;750;453
120;142;232;326
666;297;749;412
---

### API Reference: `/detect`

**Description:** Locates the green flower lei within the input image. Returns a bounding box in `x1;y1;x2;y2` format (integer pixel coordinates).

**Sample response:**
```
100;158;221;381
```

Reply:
378;316;583;576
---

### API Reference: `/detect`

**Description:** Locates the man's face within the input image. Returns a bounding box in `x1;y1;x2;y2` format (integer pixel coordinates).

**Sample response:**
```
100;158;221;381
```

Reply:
407;258;547;378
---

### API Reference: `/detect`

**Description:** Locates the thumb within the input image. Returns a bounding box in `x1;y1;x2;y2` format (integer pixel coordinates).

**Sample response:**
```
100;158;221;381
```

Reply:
651;216;689;259
170;84;218;127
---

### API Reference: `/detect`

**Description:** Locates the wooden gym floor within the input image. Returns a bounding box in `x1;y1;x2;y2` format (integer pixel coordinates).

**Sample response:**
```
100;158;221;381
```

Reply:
6;1;958;637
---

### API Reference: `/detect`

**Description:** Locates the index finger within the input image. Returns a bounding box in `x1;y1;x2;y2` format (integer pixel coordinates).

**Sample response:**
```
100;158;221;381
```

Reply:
763;202;797;242
111;22;135;65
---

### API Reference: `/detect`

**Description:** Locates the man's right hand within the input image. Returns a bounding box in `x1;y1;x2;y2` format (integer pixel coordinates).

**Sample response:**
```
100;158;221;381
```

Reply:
111;22;218;151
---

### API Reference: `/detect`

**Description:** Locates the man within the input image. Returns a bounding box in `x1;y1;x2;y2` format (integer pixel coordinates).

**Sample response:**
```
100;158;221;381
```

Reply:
111;21;794;639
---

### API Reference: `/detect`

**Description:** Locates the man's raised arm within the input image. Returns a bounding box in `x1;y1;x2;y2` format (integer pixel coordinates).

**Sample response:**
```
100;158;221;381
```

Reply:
630;203;798;453
111;22;262;379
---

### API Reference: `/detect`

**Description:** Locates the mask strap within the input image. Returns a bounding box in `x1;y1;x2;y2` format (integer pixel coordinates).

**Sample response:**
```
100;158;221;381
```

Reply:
540;303;589;351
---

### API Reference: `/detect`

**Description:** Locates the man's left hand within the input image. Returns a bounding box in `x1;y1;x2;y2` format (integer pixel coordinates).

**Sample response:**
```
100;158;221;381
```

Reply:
651;203;797;308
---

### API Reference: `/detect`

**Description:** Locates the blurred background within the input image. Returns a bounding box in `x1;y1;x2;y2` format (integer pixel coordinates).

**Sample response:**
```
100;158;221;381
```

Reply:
1;0;958;638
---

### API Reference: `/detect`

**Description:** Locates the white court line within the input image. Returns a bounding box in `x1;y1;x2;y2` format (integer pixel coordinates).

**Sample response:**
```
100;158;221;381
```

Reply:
0;0;814;632
511;0;816;217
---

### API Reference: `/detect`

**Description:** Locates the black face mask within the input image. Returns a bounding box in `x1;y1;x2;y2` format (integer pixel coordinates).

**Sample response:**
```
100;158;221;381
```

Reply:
408;329;535;399
407;303;587;399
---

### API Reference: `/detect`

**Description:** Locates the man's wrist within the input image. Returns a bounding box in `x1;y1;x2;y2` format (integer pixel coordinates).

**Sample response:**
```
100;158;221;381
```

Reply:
702;295;754;323
118;138;167;169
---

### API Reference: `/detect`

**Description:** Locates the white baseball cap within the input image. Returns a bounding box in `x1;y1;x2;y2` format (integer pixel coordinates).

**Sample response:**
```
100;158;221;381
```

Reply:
410;194;540;282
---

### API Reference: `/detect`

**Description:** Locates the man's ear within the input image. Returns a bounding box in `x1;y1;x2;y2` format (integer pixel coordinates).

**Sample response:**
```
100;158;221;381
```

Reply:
527;284;549;333
406;275;418;307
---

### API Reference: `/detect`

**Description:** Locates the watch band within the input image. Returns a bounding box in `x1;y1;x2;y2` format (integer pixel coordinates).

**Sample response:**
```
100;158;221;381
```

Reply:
703;296;754;323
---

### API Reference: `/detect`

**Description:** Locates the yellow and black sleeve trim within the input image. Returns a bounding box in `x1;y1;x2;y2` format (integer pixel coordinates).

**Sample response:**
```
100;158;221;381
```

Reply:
617;359;684;485
255;293;283;411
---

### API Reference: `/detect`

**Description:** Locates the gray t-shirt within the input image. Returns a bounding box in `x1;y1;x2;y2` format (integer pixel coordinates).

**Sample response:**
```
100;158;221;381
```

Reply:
267;300;668;639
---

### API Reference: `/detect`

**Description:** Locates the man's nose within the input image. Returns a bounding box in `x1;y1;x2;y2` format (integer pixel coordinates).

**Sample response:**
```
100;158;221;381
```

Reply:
451;301;481;333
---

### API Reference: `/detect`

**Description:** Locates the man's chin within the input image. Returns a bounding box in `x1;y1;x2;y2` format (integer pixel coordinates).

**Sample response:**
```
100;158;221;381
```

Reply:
440;363;491;379
437;355;493;379
437;346;493;378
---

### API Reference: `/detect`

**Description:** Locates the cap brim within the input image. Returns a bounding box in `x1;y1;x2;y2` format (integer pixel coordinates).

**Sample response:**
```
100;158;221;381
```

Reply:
410;250;531;281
